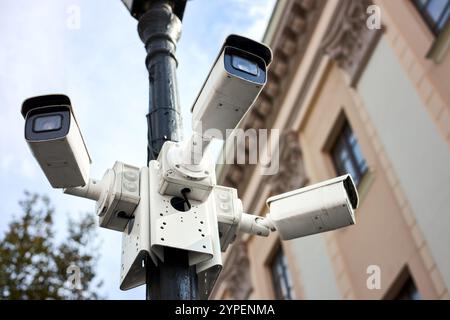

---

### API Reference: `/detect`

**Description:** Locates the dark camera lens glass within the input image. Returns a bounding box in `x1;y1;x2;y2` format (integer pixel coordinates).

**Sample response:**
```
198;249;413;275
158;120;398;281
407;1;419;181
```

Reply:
231;55;259;76
33;114;63;132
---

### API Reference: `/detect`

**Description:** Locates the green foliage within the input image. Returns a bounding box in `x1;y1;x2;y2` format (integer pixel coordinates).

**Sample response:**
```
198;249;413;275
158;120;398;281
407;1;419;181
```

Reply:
0;191;103;299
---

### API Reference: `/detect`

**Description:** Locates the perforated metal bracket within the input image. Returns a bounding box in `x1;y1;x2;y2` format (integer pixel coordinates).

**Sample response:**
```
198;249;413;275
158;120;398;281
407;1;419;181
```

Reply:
120;161;225;292
196;188;223;299
120;166;157;290
149;160;215;266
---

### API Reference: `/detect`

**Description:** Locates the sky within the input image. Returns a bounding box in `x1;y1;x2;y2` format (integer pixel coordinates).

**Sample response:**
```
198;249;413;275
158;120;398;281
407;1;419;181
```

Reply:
0;0;276;299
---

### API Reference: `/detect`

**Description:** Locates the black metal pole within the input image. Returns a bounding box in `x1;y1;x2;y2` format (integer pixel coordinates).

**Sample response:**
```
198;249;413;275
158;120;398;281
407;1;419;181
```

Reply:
138;1;183;162
137;0;199;300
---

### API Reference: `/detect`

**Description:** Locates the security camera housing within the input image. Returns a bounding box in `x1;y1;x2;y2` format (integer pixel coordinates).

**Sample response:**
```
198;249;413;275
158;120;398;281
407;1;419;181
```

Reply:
22;94;91;188
266;174;359;240
191;34;272;140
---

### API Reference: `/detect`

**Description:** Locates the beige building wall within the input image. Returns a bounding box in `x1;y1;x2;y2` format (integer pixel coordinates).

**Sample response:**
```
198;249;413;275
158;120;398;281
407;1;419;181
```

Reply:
212;0;450;300
297;43;442;299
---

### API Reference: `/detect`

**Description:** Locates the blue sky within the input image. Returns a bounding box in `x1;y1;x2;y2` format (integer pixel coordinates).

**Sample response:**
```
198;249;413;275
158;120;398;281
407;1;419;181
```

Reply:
0;0;275;299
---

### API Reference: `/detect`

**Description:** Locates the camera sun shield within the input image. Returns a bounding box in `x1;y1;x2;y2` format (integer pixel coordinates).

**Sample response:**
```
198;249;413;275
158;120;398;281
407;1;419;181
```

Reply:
22;94;91;188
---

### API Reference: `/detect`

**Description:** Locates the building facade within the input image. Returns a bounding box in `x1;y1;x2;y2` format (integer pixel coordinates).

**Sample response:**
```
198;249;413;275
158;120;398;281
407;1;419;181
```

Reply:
212;0;450;300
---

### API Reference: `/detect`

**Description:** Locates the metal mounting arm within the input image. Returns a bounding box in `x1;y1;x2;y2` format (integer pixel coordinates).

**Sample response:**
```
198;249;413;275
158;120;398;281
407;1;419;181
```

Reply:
181;132;213;167
238;213;274;237
64;178;103;201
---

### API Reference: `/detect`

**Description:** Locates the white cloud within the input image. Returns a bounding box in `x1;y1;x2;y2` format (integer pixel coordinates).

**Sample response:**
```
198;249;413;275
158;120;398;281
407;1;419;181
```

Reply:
242;0;276;40
0;154;14;171
19;158;37;179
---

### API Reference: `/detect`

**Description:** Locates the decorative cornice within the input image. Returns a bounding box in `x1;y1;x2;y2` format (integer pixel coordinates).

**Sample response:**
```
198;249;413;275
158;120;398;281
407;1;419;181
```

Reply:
217;131;307;299
321;0;383;87
216;239;252;300
269;130;308;195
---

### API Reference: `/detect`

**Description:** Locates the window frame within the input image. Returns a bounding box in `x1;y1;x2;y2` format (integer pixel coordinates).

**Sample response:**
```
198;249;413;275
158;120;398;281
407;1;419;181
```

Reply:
330;121;368;187
384;266;422;300
394;276;422;300
412;0;450;36
270;246;295;300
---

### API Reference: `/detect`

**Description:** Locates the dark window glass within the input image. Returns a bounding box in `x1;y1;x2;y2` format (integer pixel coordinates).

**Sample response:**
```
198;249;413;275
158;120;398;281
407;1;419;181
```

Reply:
412;0;450;35
271;247;294;300
331;122;368;186
395;276;421;300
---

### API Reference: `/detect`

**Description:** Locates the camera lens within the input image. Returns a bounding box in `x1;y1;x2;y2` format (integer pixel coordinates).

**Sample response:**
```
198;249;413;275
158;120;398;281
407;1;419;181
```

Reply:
231;55;258;76
33;114;63;132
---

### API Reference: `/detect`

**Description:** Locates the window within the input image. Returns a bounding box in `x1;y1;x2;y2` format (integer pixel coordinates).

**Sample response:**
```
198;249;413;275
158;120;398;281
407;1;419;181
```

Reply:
395;276;421;300
412;0;450;35
331;121;368;186
384;267;422;300
270;246;295;300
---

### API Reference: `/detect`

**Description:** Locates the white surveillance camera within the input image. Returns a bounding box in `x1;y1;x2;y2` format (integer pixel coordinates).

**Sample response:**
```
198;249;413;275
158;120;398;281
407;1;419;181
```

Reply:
265;174;359;240
22;94;91;188
191;34;272;140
